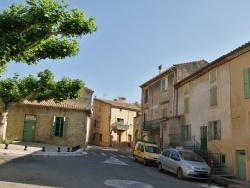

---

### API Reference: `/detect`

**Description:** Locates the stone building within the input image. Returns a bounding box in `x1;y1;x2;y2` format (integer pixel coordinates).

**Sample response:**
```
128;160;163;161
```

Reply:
139;60;208;148
6;87;93;148
90;97;140;147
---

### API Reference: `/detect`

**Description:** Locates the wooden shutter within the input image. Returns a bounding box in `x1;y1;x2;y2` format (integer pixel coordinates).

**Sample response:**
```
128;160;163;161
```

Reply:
160;79;165;92
184;97;189;113
210;69;217;84
207;122;212;141
165;76;168;91
216;120;221;140
210;86;218;106
243;68;250;99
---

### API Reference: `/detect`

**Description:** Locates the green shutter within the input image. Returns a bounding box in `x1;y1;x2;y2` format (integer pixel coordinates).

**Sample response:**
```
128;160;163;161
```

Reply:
184;97;189;113
207;122;212;141
243;68;250;99
52;116;56;136
217;120;221;140
62;117;66;137
210;86;218;106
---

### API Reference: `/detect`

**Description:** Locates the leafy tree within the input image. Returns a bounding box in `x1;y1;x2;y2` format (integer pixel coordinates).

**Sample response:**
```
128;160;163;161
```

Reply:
0;0;97;138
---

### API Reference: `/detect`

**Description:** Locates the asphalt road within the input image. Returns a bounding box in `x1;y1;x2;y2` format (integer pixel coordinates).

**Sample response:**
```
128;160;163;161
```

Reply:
0;148;213;188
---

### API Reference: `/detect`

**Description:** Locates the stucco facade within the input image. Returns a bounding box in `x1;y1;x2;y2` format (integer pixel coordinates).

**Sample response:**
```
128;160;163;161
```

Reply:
175;42;250;181
140;61;208;148
90;98;140;147
6;87;93;148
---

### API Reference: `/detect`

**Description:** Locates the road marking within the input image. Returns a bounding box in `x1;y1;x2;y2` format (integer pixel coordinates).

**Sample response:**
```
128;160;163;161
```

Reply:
103;157;128;166
119;154;127;158
104;179;154;188
127;156;133;159
111;154;118;157
101;152;107;156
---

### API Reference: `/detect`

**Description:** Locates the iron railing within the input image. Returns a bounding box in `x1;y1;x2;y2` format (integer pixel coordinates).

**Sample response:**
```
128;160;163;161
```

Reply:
143;119;161;130
169;133;200;150
111;122;129;130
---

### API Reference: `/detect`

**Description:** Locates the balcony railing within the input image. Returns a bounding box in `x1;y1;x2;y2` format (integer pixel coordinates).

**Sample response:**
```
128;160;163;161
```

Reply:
143;119;161;131
111;122;129;131
169;133;200;150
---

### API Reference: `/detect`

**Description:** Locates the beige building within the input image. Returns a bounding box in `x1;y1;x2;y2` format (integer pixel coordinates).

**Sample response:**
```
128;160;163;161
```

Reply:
6;87;93;148
90;97;140;147
175;42;250;181
139;61;208;148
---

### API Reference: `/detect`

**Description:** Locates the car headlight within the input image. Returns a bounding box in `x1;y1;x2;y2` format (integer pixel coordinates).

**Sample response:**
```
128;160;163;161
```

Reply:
185;164;193;170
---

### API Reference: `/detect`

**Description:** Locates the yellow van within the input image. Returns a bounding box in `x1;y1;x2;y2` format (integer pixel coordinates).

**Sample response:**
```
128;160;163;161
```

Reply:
133;140;161;165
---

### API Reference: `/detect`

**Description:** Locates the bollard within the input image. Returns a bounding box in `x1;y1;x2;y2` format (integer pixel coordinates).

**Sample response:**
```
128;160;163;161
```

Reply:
208;160;214;186
42;147;45;152
67;147;70;152
24;145;28;151
57;147;61;152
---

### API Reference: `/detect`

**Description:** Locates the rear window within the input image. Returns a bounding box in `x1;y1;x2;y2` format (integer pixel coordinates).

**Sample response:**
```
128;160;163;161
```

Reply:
179;151;203;162
145;145;160;154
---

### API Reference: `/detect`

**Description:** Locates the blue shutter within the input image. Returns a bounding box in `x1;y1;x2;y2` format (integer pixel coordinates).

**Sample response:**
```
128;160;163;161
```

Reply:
243;68;250;99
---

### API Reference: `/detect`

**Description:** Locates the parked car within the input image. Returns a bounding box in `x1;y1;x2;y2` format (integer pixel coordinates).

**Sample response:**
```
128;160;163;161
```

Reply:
133;140;161;165
157;148;210;179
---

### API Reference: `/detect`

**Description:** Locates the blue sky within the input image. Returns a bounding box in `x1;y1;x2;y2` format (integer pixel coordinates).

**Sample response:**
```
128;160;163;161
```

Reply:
1;0;250;103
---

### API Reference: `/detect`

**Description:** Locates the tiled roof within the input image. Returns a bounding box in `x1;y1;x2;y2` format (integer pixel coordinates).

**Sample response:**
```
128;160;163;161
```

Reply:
140;60;208;87
175;41;250;87
22;99;89;111
94;98;140;111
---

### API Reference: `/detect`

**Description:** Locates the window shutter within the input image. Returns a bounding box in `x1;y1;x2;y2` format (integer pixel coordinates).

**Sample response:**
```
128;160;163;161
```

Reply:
217;120;221;140
210;86;218;106
165;77;168;91
210;69;217;83
160;79;165;92
52;116;56;136
243;68;250;99
188;125;191;139
184;97;189;113
62;117;66;137
207;122;212;141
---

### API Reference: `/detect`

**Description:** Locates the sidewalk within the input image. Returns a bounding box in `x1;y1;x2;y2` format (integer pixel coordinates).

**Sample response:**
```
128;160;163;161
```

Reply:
0;141;87;157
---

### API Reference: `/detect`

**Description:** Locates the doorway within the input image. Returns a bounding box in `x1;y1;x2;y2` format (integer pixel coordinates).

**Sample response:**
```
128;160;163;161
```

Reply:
22;121;36;142
237;150;246;180
200;125;207;150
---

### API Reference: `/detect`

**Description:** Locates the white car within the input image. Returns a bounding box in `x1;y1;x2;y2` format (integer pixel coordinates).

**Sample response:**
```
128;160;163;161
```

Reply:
157;148;210;179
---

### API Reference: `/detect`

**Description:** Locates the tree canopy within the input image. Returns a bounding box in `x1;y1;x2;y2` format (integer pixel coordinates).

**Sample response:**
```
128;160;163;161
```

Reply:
0;0;98;73
0;69;84;111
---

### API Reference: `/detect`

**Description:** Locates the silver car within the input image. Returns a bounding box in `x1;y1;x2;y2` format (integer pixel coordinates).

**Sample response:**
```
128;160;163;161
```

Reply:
157;148;211;179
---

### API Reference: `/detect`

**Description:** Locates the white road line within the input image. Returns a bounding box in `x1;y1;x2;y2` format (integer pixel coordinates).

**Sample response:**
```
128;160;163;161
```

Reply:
101;152;107;156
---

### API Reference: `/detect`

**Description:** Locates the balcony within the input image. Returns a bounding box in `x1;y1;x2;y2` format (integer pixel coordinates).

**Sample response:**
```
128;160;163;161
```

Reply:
143;119;161;131
111;122;129;131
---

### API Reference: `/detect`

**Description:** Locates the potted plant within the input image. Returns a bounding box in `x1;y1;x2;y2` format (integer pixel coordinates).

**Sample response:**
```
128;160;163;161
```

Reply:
1;138;12;149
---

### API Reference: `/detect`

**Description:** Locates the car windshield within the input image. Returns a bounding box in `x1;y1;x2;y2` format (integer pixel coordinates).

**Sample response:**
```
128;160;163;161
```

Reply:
145;146;160;154
179;151;203;162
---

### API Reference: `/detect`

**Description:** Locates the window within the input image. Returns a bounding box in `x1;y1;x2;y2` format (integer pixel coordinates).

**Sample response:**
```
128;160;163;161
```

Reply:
184;83;189;114
144;88;148;103
184;97;189;114
93;133;96;141
117;118;124;123
53;116;66;137
209;69;217;84
208;120;221;140
243;68;250;99
99;134;102;141
160;102;168;118
184;84;189;95
181;125;191;141
210;85;218;107
160;76;168;92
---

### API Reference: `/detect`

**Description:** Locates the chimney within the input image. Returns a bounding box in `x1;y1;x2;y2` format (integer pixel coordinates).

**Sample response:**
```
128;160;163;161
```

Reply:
158;65;162;74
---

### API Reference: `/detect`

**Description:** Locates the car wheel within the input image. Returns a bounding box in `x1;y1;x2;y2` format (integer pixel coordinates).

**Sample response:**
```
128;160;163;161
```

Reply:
133;155;137;162
143;158;147;166
177;168;183;179
158;162;163;172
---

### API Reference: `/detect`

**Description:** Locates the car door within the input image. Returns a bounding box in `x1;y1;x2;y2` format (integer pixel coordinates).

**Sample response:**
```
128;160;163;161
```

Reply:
168;150;181;173
137;144;145;162
161;149;171;171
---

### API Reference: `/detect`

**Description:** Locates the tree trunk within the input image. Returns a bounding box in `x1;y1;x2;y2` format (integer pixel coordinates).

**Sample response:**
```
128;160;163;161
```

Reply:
0;111;8;139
